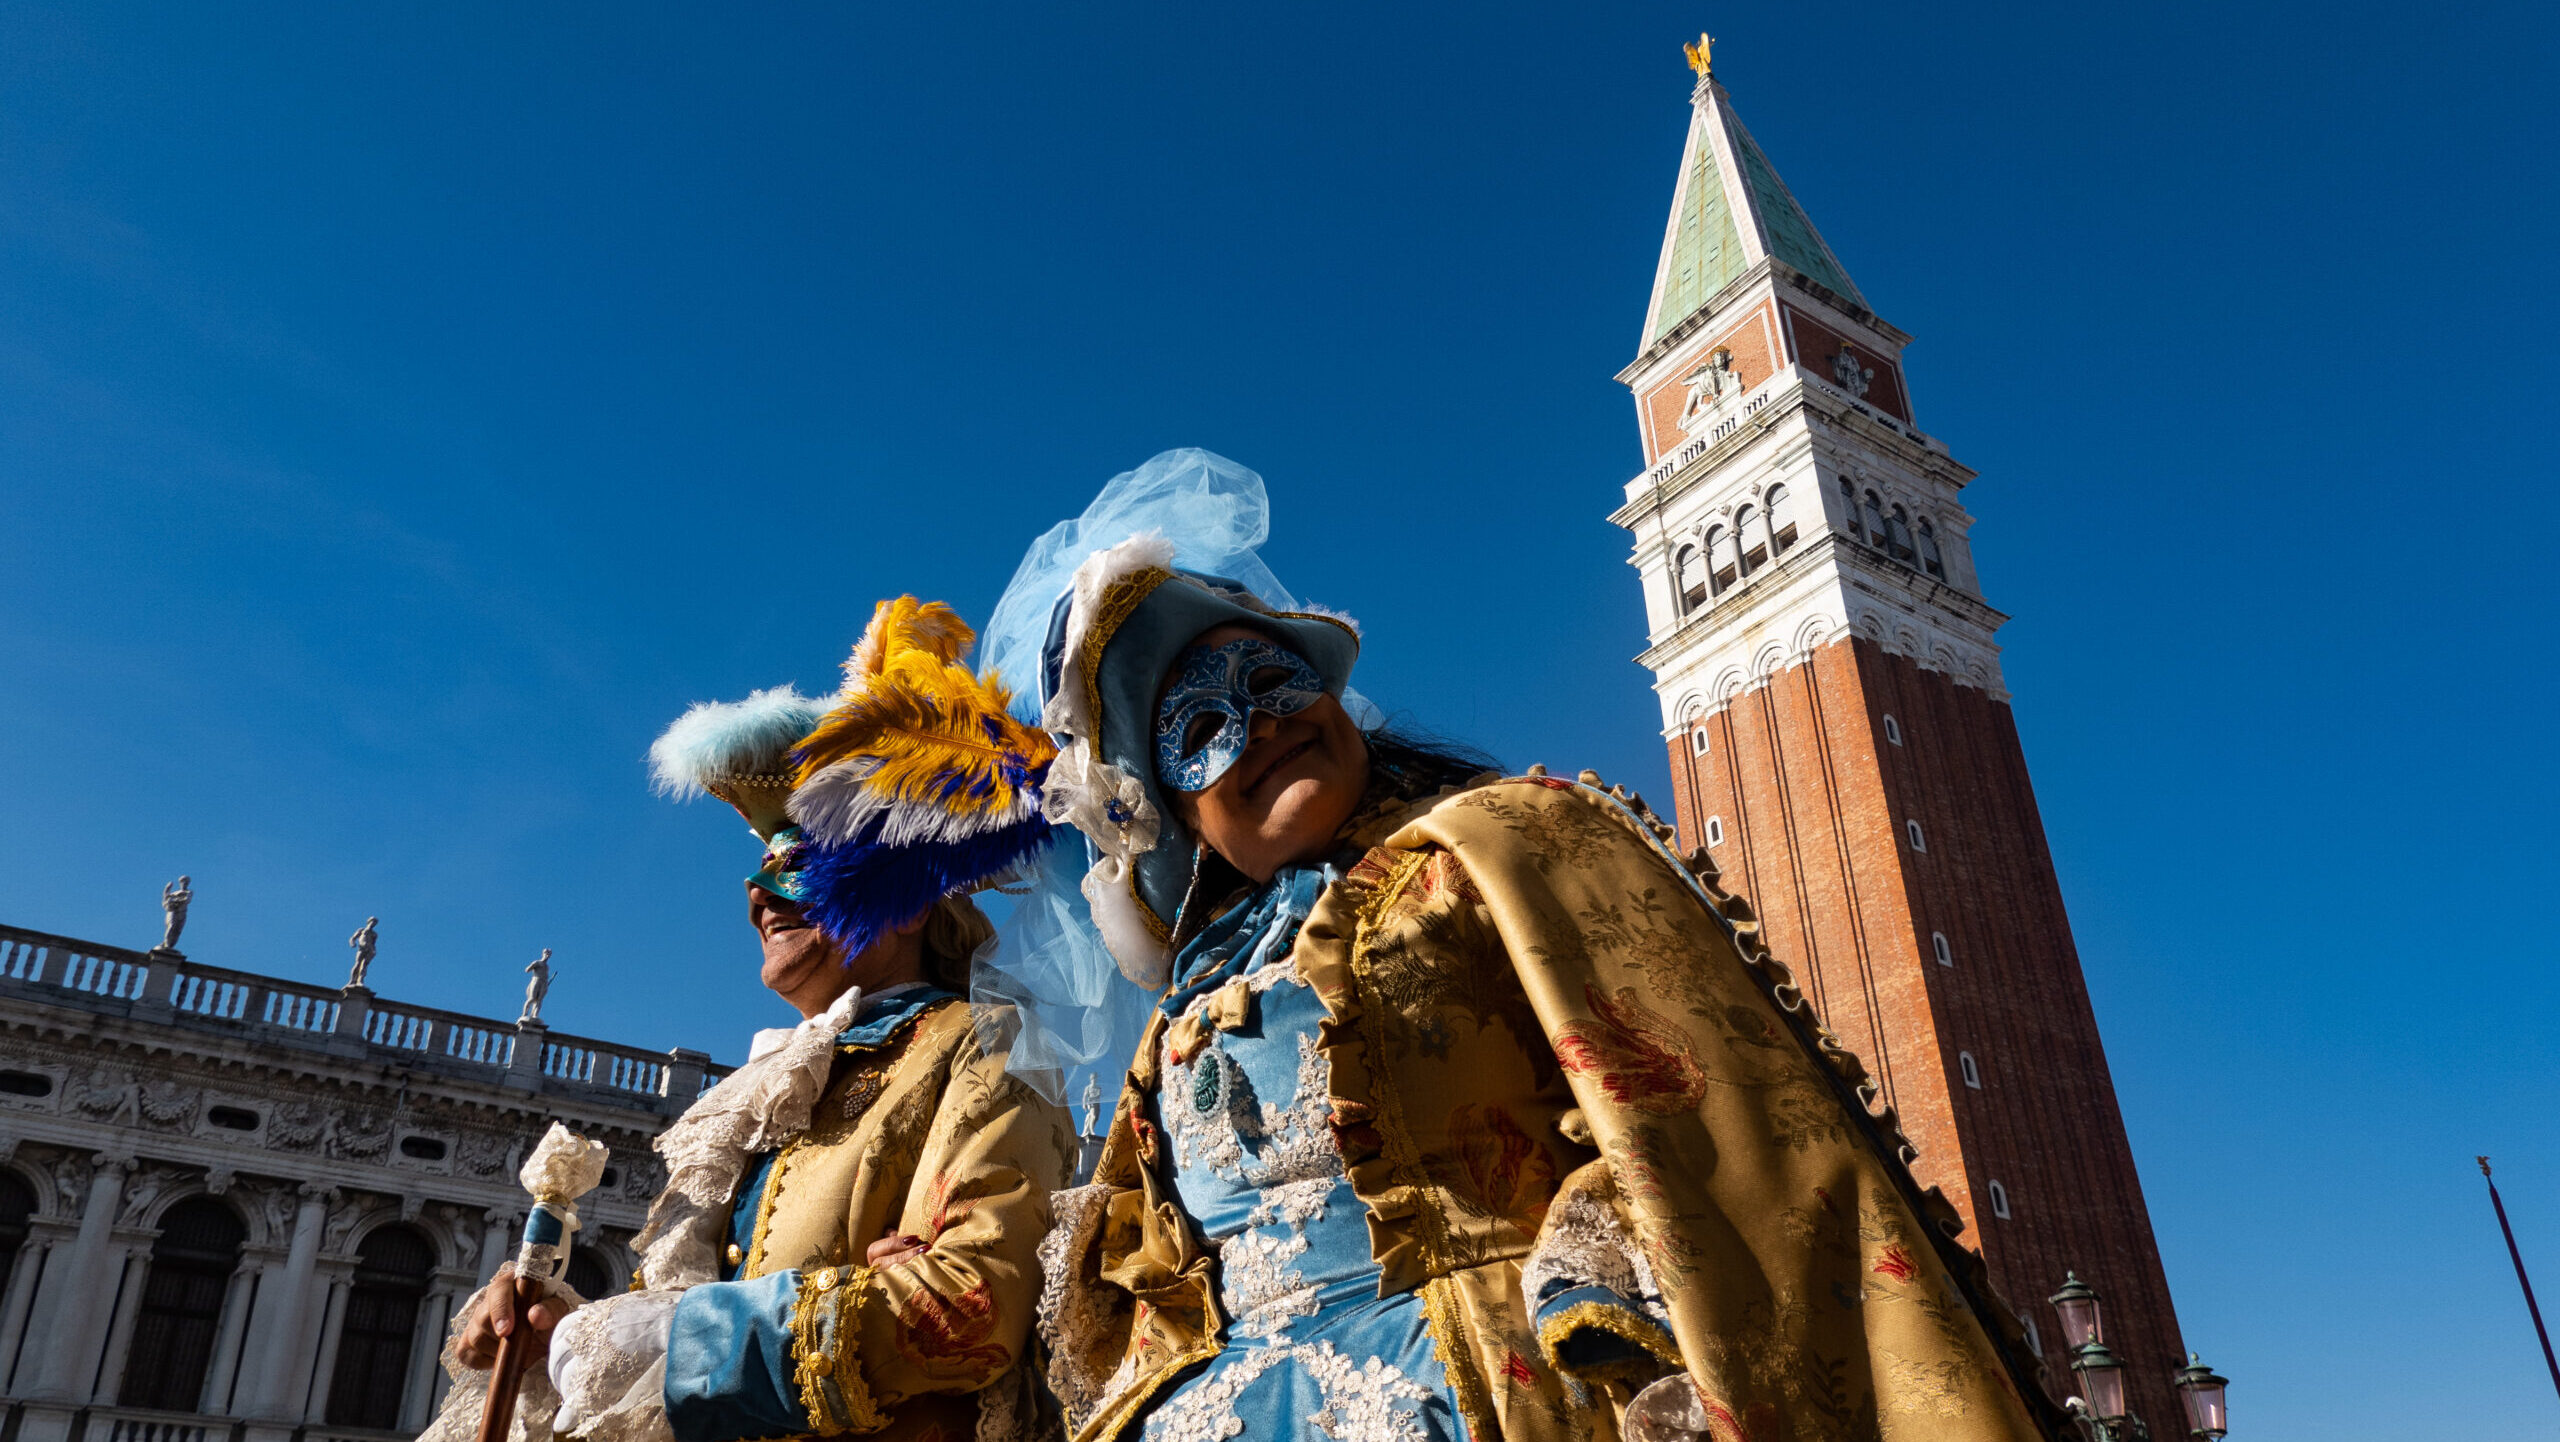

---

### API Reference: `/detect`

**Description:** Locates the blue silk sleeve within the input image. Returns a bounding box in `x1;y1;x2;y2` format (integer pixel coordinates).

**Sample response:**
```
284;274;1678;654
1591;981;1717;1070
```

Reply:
1532;1281;1681;1375
663;1271;810;1442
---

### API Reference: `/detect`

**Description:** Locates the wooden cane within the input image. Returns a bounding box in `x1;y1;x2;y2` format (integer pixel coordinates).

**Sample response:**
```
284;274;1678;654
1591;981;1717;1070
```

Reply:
477;1271;545;1442
478;1123;608;1442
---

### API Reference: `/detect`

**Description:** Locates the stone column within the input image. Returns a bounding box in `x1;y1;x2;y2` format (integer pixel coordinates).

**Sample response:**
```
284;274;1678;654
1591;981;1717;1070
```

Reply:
298;1273;352;1422
240;1183;330;1429
399;1282;459;1432
14;1158;129;1442
0;1232;55;1392
25;1154;129;1399
199;1257;258;1416
88;1244;152;1403
477;1208;515;1286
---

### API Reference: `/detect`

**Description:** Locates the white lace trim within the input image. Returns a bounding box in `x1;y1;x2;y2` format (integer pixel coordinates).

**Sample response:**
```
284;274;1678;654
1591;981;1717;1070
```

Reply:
1035;1182;1123;1430
1137;1339;1434;1442
1215;1227;1317;1342
547;1289;680;1442
1519;1188;1673;1333
628;986;865;1290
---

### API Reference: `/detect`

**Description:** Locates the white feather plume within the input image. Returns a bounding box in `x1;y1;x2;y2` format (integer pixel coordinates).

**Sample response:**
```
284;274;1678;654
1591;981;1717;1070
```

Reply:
647;685;826;799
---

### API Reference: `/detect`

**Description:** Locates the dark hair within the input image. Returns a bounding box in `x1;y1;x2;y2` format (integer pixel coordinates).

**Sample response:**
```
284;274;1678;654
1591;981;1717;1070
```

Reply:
1362;718;1504;797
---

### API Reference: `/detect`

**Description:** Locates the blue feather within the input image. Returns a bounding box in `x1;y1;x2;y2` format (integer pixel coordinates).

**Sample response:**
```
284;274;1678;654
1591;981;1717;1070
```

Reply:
797;813;1056;962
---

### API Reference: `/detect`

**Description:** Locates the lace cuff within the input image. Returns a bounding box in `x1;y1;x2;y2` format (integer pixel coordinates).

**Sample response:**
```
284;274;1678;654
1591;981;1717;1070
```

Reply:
550;1289;681;1442
1521;1181;1679;1386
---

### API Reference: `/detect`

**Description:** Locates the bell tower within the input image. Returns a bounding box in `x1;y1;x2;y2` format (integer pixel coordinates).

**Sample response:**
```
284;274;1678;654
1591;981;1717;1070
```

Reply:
1611;42;2192;1425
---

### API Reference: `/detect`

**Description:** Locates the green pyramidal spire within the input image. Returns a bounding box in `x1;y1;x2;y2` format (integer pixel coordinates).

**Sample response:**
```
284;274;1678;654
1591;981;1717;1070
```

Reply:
1643;68;1866;347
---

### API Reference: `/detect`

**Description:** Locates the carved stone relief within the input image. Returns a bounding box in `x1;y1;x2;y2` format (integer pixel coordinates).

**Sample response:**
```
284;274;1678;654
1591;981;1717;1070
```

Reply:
328;1109;392;1162
137;1078;198;1130
268;1102;325;1152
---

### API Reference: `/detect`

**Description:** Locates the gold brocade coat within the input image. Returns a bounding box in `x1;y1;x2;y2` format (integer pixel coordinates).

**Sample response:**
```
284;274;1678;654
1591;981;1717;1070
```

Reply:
731;996;1076;1441
1038;776;2055;1442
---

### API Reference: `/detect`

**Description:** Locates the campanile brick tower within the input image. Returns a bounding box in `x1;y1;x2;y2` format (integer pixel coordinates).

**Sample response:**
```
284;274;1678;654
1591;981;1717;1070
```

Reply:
1610;45;2190;1425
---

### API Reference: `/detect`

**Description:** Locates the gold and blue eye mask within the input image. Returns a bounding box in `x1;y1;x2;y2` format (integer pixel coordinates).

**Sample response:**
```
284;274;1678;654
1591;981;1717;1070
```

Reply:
748;824;813;902
1154;637;1326;792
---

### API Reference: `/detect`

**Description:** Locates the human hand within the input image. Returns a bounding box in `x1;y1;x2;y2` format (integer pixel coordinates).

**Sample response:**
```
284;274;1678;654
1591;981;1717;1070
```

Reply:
454;1267;576;1371
863;1232;927;1269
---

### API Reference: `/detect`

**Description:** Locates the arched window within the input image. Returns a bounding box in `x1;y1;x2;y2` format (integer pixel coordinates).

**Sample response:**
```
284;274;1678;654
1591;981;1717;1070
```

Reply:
1863;491;1889;551
1932;931;1953;967
1905;819;1927;852
1704;816;1725;847
1689;724;1709;757
1987;1180;2012;1220
327;1225;436;1429
1959;1051;1982;1089
1764;484;1797;556
1735;506;1766;577
1882;713;1903;746
0;1171;34;1305
120;1197;246;1412
1705;527;1736;596
1886;506;1916;562
1674;545;1707;611
566;1248;612;1302
1916;517;1945;579
1837;478;1862;542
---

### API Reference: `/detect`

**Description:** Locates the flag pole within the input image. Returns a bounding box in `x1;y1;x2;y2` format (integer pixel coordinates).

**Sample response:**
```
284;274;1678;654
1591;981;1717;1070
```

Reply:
2480;1156;2560;1403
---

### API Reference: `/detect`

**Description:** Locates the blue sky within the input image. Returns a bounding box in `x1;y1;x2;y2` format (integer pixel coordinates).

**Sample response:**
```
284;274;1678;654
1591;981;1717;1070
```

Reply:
2;1;2554;1434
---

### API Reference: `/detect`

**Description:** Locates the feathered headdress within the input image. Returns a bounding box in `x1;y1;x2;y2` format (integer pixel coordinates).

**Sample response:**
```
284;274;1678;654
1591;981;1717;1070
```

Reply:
786;597;1059;959
647;684;829;839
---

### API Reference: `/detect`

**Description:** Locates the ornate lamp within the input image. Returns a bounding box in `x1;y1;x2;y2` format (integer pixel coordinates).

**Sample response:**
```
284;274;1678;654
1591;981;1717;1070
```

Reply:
2069;1337;2131;1425
2050;1271;2105;1345
2173;1354;2229;1439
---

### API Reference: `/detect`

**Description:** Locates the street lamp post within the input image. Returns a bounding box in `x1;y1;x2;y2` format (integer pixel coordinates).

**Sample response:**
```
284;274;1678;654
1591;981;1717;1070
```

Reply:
2048;1274;2229;1440
2172;1355;2229;1440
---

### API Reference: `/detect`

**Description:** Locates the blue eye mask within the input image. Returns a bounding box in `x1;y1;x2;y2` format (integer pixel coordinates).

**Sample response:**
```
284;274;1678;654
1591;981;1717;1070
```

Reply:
1154;637;1328;793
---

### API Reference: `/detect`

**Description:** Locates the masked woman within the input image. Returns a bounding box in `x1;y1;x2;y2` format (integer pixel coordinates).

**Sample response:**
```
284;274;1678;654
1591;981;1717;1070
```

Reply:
435;598;1075;1442
982;451;2059;1442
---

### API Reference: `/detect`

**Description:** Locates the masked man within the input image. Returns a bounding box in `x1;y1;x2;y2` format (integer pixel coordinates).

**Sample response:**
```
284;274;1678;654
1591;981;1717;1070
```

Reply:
434;598;1075;1442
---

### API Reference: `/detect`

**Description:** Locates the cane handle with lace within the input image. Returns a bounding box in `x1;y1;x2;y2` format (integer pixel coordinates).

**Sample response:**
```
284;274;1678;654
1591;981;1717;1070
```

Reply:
480;1122;610;1442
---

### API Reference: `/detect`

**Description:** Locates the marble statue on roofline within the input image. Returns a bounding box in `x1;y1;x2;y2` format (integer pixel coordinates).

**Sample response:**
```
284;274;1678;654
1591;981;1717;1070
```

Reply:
158;876;192;953
521;947;553;1025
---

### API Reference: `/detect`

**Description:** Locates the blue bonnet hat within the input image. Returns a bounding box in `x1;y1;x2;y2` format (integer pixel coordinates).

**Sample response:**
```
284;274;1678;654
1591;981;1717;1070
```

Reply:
982;448;1363;989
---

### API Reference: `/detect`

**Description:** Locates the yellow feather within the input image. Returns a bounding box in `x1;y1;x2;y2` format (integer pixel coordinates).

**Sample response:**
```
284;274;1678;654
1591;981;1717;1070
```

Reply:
842;596;976;694
797;608;1056;815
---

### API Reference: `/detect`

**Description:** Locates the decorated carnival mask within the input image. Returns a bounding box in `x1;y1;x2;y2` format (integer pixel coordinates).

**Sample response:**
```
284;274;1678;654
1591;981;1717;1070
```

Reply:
748;824;813;902
1154;636;1327;792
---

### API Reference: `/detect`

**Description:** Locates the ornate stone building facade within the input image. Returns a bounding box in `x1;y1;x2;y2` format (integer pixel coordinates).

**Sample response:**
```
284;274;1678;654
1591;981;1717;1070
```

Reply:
1610;56;2191;1426
0;921;726;1442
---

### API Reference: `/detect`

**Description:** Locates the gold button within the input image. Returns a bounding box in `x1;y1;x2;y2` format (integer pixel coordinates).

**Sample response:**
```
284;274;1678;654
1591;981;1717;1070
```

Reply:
725;1243;744;1265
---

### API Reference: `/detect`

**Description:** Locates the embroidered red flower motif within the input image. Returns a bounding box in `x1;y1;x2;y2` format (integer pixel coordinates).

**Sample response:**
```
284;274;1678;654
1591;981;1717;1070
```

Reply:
1872;1244;1918;1282
1549;984;1709;1115
1699;1393;1755;1442
1447;1104;1558;1231
893;1279;1012;1379
1501;1349;1539;1388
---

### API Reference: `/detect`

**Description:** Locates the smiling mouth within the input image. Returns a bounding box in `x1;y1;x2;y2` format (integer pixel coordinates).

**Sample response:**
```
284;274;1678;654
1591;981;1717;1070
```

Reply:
1242;737;1318;797
757;911;815;941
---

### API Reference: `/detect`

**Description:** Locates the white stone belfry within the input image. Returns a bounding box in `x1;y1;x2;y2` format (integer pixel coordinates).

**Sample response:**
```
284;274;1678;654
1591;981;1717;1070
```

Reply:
1612;66;2006;739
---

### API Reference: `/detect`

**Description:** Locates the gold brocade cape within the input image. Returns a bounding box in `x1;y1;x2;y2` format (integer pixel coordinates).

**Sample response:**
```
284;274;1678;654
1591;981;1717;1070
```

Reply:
1038;776;2057;1442
739;998;1076;1441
